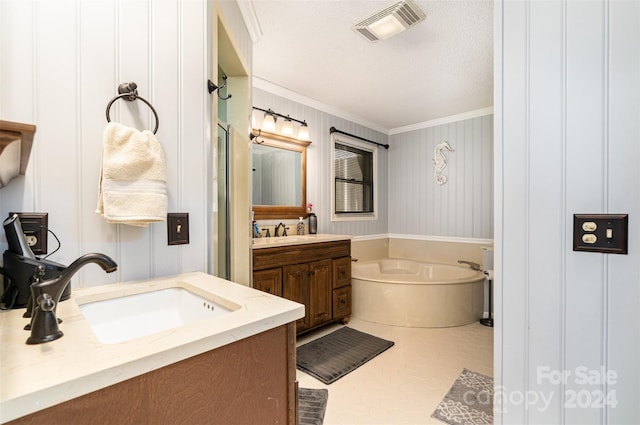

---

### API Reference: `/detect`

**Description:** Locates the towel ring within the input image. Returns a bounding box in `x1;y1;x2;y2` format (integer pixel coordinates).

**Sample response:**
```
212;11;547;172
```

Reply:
105;82;159;134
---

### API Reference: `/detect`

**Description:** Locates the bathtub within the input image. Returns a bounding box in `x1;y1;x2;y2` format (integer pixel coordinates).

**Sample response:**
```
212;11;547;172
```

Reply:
351;258;485;327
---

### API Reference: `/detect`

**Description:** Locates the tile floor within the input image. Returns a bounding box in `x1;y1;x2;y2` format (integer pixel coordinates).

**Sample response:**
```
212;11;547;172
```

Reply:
296;317;494;425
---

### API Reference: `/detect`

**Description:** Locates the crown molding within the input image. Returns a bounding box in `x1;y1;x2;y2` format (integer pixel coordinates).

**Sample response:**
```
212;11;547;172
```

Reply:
254;78;494;137
389;107;494;135
253;77;390;135
237;0;262;43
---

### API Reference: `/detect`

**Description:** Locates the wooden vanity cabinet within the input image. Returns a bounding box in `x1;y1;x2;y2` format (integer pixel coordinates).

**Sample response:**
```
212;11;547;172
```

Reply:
7;323;298;425
253;240;352;334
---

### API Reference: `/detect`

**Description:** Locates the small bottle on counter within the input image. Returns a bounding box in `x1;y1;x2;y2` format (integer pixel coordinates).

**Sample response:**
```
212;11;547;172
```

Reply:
296;217;305;235
308;213;317;234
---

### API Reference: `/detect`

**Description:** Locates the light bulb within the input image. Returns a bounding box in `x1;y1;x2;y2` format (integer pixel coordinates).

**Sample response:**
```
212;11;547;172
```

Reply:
282;118;294;135
368;15;407;40
298;122;309;141
263;112;276;131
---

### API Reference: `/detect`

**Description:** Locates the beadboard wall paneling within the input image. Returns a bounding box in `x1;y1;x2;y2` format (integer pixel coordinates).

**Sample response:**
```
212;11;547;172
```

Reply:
496;0;639;423
0;0;211;288
253;88;389;237
564;3;609;424
388;115;493;239
606;4;640;422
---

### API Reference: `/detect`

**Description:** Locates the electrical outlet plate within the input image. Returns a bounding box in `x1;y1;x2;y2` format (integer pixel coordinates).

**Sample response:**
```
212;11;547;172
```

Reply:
167;213;189;245
10;212;48;255
573;214;628;254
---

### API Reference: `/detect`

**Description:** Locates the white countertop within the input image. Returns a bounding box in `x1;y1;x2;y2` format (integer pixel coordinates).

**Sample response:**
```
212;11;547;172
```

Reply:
252;233;352;249
0;272;304;423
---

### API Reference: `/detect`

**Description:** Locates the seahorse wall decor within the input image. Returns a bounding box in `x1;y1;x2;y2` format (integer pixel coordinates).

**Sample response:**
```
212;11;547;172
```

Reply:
432;141;454;185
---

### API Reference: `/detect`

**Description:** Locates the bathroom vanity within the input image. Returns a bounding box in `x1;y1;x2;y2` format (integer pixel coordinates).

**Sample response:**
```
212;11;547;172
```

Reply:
0;272;304;425
252;234;352;334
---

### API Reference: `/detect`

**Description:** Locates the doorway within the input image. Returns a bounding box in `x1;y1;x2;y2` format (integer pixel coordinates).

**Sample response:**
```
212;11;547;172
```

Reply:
211;12;251;285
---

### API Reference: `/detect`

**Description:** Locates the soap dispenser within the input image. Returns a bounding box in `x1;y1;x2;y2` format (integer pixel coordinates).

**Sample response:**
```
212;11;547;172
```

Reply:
296;217;305;235
308;213;317;234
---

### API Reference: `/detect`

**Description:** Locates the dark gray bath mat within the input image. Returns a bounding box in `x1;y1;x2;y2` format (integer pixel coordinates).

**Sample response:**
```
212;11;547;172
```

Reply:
298;387;328;425
431;368;494;425
296;326;394;384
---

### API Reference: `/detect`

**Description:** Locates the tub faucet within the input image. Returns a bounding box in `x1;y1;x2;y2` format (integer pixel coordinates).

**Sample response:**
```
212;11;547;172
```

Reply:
457;260;481;271
26;253;118;344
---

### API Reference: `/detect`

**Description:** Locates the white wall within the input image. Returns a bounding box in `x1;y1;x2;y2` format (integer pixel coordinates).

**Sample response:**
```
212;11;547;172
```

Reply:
389;114;493;239
496;0;639;423
0;0;214;288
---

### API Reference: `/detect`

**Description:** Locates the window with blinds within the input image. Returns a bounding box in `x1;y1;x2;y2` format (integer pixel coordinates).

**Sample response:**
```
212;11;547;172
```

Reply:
334;142;374;214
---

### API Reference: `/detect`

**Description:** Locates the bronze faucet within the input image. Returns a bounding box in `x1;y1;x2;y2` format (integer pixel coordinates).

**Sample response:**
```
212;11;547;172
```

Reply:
457;260;482;271
274;223;286;237
27;253;117;344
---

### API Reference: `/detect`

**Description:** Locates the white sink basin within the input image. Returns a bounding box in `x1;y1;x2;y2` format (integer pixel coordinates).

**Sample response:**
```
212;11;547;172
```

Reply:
79;287;233;344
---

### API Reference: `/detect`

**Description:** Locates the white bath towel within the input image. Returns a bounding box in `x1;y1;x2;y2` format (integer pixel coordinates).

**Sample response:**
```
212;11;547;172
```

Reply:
96;122;167;226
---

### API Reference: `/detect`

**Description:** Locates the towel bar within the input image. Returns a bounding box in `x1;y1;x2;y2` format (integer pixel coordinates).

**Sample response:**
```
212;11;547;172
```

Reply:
106;82;159;134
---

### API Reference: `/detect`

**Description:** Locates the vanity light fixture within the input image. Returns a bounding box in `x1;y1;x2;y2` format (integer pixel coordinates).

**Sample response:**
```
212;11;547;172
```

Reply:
353;0;426;42
251;106;310;141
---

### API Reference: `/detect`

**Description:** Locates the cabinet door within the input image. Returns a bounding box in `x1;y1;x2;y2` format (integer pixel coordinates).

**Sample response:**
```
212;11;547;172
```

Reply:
309;259;332;328
283;264;310;332
332;256;351;289
253;268;282;296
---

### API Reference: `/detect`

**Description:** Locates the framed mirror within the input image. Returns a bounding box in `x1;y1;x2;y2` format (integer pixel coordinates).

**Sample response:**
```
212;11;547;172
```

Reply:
252;130;311;219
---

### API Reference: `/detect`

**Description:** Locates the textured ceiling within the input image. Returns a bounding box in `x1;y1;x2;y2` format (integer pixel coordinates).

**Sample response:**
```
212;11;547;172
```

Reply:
251;0;494;131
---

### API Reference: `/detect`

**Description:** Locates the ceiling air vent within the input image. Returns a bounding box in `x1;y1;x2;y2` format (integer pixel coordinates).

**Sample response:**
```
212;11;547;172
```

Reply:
353;0;426;42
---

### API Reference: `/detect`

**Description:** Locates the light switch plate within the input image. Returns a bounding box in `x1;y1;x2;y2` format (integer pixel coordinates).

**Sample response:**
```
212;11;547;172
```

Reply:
573;214;628;254
167;213;189;245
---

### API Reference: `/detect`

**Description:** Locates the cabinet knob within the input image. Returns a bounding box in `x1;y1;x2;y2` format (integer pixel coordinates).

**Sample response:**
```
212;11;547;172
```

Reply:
340;299;346;305
266;287;271;293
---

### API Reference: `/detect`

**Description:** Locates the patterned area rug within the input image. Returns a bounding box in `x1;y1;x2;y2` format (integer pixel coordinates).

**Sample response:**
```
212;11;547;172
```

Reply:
299;388;328;425
297;327;395;384
431;368;494;425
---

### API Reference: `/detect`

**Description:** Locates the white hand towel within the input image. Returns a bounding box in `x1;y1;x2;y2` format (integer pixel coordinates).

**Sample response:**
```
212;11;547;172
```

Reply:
96;122;167;226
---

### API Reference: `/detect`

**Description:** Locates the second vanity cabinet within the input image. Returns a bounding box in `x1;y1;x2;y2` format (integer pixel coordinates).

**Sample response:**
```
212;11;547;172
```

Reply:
253;239;352;334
